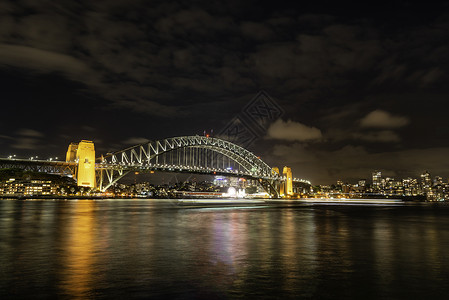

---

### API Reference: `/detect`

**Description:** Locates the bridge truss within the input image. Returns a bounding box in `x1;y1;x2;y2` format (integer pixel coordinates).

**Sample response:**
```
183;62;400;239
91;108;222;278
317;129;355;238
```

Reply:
0;158;76;176
98;136;282;197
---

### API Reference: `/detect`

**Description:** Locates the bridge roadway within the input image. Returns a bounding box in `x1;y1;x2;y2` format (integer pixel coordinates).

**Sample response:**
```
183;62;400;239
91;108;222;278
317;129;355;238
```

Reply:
0;158;271;179
0;157;76;175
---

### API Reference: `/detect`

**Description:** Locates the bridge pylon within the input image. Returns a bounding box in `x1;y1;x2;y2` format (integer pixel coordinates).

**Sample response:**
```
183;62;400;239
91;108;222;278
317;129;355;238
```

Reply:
66;140;96;188
283;166;293;196
273;166;293;198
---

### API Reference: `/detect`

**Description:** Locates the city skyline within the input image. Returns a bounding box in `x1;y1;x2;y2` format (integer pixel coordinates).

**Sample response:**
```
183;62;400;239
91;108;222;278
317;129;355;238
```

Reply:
1;1;449;184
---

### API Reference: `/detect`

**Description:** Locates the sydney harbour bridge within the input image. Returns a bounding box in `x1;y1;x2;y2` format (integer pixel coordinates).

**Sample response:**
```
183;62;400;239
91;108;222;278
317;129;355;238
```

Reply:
0;136;306;198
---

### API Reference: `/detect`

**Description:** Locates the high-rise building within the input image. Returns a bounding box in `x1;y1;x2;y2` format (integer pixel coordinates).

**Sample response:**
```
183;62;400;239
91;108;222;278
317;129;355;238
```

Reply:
357;179;366;193
421;171;432;188
372;171;381;190
434;176;443;186
213;176;229;187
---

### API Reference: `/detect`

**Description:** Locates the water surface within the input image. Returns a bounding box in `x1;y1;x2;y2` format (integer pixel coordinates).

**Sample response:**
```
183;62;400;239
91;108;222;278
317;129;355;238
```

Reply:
1;199;449;299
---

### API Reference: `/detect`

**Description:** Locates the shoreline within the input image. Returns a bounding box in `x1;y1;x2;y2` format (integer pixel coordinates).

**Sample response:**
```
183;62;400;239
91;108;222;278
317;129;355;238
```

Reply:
0;194;432;202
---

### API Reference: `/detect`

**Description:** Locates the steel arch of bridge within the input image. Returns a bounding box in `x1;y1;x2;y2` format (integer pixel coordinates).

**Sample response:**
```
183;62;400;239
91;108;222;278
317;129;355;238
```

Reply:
97;136;281;196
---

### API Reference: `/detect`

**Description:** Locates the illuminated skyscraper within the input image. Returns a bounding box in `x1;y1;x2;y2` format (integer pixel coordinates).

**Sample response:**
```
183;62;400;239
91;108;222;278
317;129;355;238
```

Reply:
421;171;432;188
372;171;381;190
434;176;443;186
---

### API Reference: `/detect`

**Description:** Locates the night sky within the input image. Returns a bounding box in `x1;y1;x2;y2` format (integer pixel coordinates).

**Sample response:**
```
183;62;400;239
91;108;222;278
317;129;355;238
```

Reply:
1;0;449;184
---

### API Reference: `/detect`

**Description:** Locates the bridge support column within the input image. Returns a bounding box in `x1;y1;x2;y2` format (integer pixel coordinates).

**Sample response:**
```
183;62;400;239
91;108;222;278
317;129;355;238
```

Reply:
259;178;280;199
273;166;293;198
66;140;96;188
283;166;293;196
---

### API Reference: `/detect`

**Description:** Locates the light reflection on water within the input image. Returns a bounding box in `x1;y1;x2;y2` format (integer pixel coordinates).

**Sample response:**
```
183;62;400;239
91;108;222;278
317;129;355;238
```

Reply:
60;201;96;298
1;199;449;299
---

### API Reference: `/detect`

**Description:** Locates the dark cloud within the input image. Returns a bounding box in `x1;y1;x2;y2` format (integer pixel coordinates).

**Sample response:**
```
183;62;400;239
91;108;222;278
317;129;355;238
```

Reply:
0;135;13;140
10;128;45;150
16;129;44;138
0;0;449;183
353;130;401;143
155;9;235;37
0;44;93;81
122;137;150;145
11;138;42;150
240;22;274;40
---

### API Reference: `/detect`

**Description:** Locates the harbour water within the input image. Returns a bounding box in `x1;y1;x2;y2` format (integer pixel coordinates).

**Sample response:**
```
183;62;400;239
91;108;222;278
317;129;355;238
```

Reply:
1;198;449;299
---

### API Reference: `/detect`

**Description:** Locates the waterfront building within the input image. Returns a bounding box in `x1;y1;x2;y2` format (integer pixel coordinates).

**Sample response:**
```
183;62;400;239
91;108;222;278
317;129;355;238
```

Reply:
0;179;57;196
213;176;228;187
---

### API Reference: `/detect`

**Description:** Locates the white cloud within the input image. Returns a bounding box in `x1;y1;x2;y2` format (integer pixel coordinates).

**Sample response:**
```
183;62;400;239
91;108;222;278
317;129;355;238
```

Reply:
360;110;409;128
266;119;322;141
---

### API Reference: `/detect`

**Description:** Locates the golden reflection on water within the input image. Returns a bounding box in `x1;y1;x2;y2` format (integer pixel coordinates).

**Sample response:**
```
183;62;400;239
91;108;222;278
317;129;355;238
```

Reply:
280;209;299;293
60;201;96;298
374;218;394;285
4;200;449;298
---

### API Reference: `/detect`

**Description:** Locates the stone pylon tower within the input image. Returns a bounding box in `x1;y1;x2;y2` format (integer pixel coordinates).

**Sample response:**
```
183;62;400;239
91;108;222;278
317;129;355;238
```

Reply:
66;140;96;188
273;166;293;197
283;166;293;196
